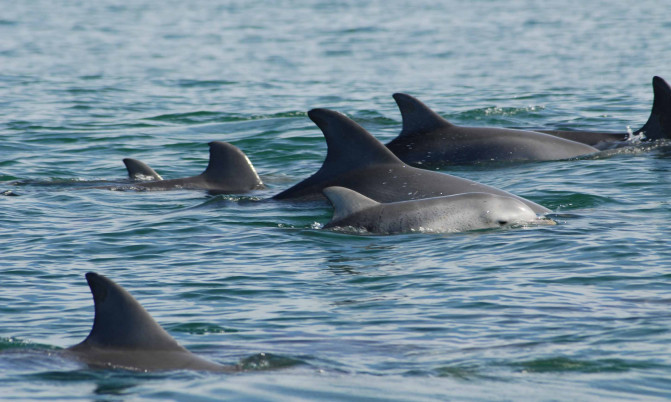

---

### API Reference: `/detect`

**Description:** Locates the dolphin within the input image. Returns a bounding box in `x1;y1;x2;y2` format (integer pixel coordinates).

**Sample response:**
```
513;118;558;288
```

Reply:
386;94;599;167
272;109;550;214
322;186;548;234
387;77;671;167
119;141;264;194
67;272;234;372
534;76;671;146
123;158;163;181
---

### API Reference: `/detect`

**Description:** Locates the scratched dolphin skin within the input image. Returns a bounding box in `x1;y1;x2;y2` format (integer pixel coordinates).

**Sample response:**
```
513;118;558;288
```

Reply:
322;186;547;234
272;108;549;214
120;141;264;193
67;272;235;372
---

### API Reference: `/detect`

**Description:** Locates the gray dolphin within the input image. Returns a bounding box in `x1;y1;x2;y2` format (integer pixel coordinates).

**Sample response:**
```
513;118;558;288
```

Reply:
272;109;549;214
387;77;671;167
534;76;671;146
120;141;264;194
123;158;163;181
322;186;548;234
386;94;599;167
67;272;234;372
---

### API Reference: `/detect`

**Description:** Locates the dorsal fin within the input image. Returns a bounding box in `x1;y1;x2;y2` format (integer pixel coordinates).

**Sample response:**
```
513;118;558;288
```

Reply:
201;141;263;188
272;109;402;200
310;109;402;170
392;93;452;138
323;186;379;221
635;76;671;140
73;272;186;351
123;158;163;181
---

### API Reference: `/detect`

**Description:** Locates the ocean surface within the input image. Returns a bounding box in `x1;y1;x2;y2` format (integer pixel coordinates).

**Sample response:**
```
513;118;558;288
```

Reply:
2;0;671;400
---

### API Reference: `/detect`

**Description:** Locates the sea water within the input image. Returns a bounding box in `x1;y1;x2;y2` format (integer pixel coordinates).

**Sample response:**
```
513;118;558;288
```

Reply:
2;0;671;399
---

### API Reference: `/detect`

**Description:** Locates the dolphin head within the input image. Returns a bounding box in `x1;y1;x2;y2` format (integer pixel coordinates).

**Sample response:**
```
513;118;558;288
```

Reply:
476;194;547;228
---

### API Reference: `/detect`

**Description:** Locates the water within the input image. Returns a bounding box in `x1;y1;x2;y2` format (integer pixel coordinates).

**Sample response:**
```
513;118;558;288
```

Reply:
2;0;671;399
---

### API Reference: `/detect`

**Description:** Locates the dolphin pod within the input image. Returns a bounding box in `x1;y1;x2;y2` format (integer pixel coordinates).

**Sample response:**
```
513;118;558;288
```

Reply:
386;76;671;167
322;186;549;234
272;108;550;214
67;272;235;372
119;141;264;194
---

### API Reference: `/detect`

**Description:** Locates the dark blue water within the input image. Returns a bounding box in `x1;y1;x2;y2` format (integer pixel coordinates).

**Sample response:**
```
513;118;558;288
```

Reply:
2;0;671;399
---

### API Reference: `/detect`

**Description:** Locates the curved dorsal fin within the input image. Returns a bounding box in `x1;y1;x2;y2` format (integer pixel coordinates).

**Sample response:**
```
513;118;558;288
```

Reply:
392;93;452;138
201;141;263;187
635;76;671;140
123;158;163;181
272;109;402;200
323;186;379;221
311;109;402;172
73;272;186;351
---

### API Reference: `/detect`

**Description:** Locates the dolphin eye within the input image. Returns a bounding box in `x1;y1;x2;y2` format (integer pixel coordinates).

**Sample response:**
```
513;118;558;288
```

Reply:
497;220;508;226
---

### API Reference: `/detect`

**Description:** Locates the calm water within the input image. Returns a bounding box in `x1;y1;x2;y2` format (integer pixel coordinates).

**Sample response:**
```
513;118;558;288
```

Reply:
2;0;671;400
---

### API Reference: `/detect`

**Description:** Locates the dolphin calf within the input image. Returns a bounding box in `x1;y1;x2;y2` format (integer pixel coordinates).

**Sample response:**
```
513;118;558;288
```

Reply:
534;76;671;146
322;186;548;234
272;109;549;214
67;272;234;372
386;93;599;167
119;141;264;194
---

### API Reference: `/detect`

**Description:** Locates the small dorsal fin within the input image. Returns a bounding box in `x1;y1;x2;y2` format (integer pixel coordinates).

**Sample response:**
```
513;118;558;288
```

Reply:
201;141;263;187
392;93;452;138
323;186;379;221
635;76;671;140
72;272;186;352
272;109;402;200
123;158;163;181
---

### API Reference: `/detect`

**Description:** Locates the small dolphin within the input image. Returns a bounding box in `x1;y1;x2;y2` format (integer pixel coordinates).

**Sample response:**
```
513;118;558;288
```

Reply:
322;186;548;234
120;141;264;194
123;158;163;181
386;94;599;167
67;272;234;372
535;76;671;146
272;108;549;214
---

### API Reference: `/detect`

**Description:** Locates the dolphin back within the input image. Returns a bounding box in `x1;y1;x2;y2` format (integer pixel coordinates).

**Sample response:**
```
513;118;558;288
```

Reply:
392;92;452;138
69;272;186;351
323;186;379;222
273;109;402;200
123;158;163;181
201;141;264;190
635;76;671;140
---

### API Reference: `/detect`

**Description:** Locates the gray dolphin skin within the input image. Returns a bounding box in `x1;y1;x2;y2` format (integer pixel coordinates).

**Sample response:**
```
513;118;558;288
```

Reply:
322;186;546;234
123;158;163;181
67;272;234;372
272;109;550;214
124;141;264;193
386;93;599;167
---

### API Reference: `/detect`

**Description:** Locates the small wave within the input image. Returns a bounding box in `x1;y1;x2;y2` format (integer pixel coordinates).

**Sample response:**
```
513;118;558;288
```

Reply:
237;353;305;371
146;110;306;125
0;337;56;351
169;323;238;335
509;357;660;373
